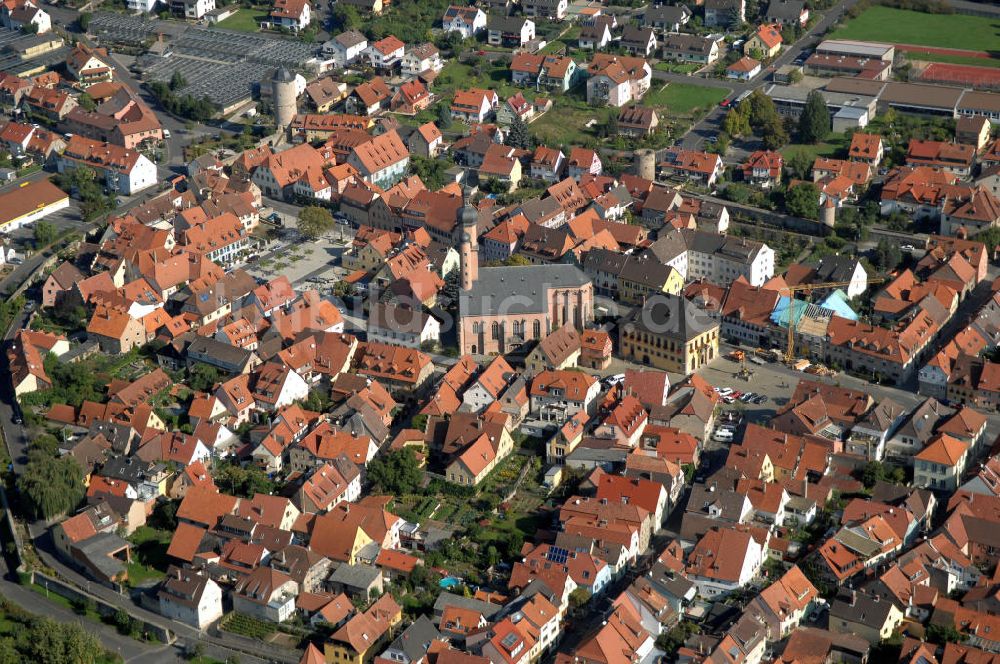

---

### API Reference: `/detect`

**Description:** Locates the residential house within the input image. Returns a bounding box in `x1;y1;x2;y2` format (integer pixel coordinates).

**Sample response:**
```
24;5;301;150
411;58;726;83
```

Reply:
442;5;487;38
324;595;402;664
158;567;224;630
586;54;652;107
523;0;567;20
727;56;761;81
487;15;535;48
621;26;657;58
641;4;691;32
323;31;368;67
578;19;612;50
704;0;745;28
661;33;720;65
232;567;299;623
58;135;157;195
269;0;310;31
742;150;783;188
451;88;499;123
766;0;808;26
617;106;659;137
530;370;601;422
745;24;783;59
686;527;764;598
367;35;405;71
401;43;442;77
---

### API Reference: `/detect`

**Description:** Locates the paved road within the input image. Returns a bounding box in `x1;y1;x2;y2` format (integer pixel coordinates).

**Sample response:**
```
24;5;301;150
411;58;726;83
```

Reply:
0;557;184;663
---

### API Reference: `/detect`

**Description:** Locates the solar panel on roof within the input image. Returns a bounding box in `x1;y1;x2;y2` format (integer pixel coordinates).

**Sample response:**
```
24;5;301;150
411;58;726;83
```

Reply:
546;546;569;564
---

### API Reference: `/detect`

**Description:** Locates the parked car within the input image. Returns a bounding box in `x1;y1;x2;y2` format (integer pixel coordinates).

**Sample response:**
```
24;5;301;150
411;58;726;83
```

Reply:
603;373;626;387
713;429;734;442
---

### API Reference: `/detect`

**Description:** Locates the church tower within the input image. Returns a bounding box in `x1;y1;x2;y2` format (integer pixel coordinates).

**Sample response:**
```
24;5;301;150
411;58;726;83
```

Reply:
459;191;479;291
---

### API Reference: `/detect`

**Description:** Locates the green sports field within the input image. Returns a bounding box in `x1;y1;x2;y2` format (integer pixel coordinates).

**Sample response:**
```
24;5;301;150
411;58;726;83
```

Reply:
830;6;1000;52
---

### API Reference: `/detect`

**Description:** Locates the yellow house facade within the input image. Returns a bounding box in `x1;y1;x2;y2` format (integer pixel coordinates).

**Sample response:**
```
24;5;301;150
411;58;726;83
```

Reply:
446;428;514;486
619;294;720;375
619;265;684;304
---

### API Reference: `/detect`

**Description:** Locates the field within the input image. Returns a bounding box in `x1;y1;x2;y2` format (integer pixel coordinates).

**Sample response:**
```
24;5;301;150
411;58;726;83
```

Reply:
645;82;728;116
780;131;850;163
654;62;703;75
910;52;1000;69
216;9;266;32
220;612;276;639
529;96;604;146
830;6;1000;52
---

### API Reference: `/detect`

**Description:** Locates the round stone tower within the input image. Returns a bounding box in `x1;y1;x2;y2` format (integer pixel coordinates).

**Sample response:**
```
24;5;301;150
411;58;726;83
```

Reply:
272;67;297;135
634;149;656;181
821;198;836;228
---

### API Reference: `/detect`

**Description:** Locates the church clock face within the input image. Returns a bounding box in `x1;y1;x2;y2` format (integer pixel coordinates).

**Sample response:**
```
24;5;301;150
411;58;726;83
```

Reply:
461;232;471;243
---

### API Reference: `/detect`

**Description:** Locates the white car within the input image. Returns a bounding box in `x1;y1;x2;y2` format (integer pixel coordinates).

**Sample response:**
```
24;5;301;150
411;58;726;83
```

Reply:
713;429;734;442
604;373;626;387
717;387;734;396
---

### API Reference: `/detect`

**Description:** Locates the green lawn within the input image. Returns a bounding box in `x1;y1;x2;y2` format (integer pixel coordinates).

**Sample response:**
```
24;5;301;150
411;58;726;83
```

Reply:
654;61;703;75
780;131;850;163
906;51;1000;69
529;97;603;147
216;9;267;32
780;142;840;160
436;61;521;100
645;82;728;117
127;526;171;586
830;6;1000;52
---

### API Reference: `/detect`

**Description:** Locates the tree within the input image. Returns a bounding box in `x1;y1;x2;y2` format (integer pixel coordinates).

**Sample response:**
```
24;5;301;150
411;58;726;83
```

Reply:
871;238;902;273
437;103;453;130
568;588;591;612
786;149;812;180
505;116;533;150
169;70;187;91
214;463;274;498
297;205;335;239
409;154;451;190
411;413;428;431
760;115;789;150
33;221;56;248
78;11;91;31
331;280;356;300
799;91;831;144
722;107;750;138
77;93;96;112
480;177;508;195
188;362;222;392
861;460;905;488
331;3;360;30
926;624;965;645
504;254;532;266
784;182;819;219
17;452;84;520
112;608;134;635
367;448;423;495
602;109;618;139
720;183;752;204
745;89;780;131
